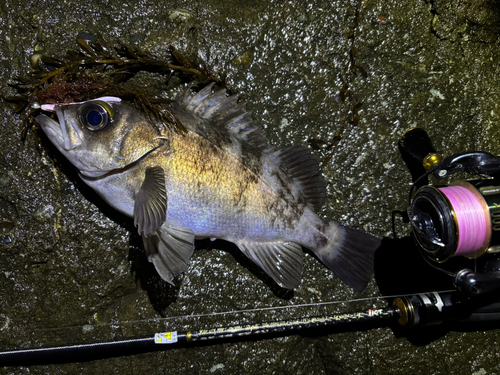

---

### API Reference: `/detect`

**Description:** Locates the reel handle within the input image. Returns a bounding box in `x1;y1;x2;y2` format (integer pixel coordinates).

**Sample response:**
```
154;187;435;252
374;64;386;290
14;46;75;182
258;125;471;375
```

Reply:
398;128;443;172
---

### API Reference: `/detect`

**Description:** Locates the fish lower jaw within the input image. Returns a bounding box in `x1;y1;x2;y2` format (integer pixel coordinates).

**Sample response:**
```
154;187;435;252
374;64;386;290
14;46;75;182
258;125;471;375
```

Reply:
78;169;115;178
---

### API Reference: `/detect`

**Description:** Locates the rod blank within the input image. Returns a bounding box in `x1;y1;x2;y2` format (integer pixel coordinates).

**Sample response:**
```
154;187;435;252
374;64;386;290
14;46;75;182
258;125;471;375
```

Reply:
0;306;399;366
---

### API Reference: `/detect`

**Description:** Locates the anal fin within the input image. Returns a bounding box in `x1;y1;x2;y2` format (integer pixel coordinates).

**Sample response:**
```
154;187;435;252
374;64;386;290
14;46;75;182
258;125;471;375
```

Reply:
143;223;195;284
236;240;303;289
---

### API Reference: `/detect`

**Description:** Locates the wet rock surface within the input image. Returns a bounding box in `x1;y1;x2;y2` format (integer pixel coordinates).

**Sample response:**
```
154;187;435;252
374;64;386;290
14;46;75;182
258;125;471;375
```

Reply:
1;0;500;373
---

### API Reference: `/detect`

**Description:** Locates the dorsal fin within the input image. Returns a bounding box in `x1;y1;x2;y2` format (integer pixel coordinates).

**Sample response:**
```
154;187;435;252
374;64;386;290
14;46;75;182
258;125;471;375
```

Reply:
176;83;272;152
272;145;327;212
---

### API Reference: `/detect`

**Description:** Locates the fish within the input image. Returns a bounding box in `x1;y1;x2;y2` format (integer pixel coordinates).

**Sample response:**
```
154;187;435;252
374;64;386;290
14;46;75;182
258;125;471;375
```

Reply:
35;83;381;291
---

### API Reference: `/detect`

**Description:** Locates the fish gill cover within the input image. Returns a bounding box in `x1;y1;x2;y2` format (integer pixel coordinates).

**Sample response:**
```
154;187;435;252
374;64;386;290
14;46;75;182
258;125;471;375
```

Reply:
6;32;234;139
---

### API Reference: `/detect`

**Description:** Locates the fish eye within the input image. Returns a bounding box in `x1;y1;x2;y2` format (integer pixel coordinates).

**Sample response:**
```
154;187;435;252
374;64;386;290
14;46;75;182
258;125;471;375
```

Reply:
79;101;115;131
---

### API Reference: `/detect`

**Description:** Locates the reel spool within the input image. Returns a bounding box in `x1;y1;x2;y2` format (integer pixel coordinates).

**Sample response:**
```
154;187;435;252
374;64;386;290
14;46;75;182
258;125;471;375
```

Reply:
409;181;500;262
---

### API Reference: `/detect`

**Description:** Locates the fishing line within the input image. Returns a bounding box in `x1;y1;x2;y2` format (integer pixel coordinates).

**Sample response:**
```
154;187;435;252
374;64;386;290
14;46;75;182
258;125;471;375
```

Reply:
29;290;456;334
439;185;489;257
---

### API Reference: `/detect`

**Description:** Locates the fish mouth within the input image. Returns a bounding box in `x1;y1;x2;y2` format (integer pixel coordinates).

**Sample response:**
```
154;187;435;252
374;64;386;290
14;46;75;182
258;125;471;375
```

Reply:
35;113;66;149
36;112;83;151
36;113;114;178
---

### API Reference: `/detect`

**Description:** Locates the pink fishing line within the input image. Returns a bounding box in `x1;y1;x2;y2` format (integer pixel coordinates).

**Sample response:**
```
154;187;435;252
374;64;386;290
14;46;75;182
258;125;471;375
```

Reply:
439;185;488;256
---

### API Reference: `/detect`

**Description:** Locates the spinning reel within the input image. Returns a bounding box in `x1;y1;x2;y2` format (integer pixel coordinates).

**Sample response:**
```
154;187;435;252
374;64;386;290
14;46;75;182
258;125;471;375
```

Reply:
399;128;500;297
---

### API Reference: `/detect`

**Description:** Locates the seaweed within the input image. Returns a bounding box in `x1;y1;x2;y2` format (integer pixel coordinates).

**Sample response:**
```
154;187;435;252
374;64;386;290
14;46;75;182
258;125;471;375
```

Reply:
6;32;230;139
308;130;343;168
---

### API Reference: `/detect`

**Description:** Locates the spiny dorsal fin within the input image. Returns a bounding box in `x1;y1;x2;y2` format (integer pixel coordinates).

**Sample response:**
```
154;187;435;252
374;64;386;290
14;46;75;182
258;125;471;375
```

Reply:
177;83;272;152
272;145;327;212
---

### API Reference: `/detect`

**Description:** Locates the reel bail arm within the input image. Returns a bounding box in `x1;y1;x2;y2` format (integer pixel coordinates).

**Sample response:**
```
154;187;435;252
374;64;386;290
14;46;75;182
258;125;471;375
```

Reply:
434;152;500;179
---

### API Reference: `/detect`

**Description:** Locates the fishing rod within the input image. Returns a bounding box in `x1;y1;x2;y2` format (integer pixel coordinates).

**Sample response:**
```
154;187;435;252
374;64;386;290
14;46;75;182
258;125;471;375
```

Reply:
5;128;500;366
2;289;500;366
0;305;397;365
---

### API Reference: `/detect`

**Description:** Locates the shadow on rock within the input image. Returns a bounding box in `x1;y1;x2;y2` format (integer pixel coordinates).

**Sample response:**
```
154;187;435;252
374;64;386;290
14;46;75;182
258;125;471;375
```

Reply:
374;236;452;345
128;232;180;315
374;236;455;296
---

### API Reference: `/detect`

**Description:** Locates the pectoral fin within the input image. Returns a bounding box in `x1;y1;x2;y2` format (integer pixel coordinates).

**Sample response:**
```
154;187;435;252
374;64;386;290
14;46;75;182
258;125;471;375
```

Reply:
134;166;167;236
236;240;304;289
143;223;195;284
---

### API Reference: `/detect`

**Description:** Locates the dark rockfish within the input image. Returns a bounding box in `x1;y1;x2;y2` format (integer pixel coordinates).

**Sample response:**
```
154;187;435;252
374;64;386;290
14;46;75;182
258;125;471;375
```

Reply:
35;84;380;291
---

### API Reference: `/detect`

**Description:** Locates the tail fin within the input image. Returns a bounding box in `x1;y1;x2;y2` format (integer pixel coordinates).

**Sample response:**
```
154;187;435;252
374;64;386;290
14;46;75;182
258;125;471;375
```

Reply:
316;225;381;292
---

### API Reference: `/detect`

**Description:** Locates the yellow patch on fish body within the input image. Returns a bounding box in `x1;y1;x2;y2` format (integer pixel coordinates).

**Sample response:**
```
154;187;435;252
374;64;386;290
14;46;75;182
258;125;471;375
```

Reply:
161;130;304;237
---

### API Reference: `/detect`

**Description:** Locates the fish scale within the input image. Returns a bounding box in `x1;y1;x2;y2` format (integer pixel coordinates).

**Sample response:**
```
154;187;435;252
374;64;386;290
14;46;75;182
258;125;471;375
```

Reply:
156;131;300;240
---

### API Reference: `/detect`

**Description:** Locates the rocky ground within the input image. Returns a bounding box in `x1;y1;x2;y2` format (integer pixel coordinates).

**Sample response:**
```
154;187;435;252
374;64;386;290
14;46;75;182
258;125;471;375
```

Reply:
1;0;500;373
